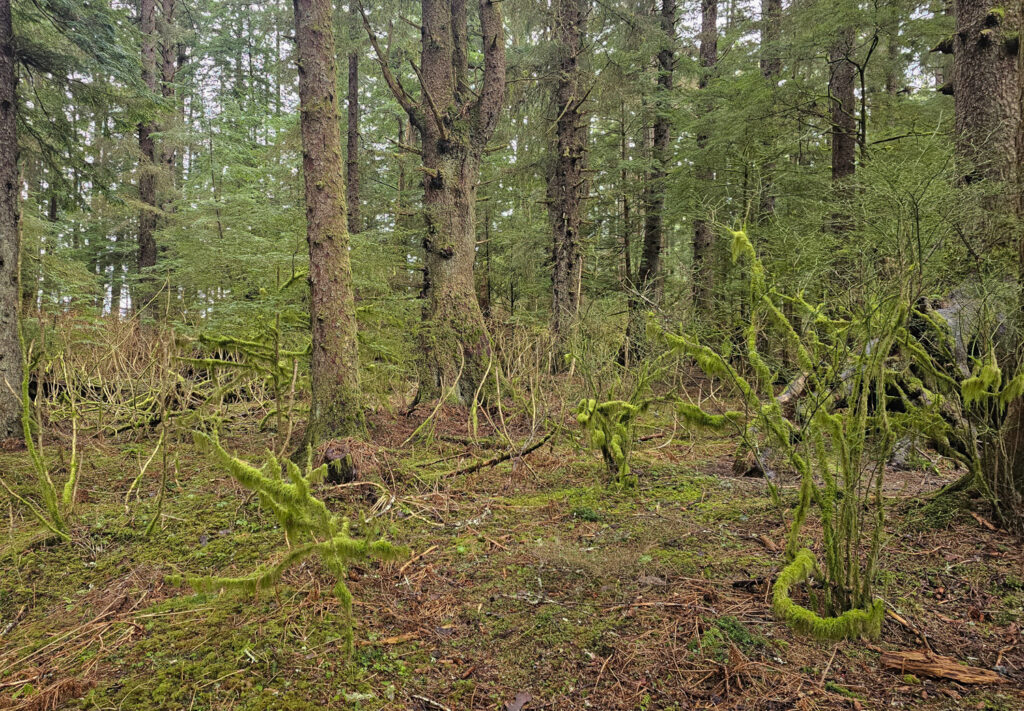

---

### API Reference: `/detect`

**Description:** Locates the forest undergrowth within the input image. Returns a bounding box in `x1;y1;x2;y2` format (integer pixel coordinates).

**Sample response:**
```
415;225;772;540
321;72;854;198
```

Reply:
0;319;1022;711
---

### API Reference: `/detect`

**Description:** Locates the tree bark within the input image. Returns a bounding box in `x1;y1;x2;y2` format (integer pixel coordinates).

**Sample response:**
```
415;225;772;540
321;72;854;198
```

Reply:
0;0;22;440
757;0;781;219
953;0;1019;187
829;26;857;184
547;0;589;355
366;0;506;401
159;0;178;192
137;0;159;309
952;0;1024;530
692;0;716;316
346;5;361;234
293;0;363;443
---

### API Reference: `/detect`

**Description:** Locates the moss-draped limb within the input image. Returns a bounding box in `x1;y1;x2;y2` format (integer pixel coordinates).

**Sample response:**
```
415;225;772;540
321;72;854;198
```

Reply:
173;432;409;653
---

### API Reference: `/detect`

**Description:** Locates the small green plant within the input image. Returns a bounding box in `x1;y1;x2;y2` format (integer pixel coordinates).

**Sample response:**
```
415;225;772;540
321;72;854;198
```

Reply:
576;398;648;488
573;356;661;489
169;431;408;653
898;303;1024;531
0;345;81;542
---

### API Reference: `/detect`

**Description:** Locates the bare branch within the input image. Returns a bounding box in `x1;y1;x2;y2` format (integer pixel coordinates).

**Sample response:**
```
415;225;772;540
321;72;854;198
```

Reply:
356;0;418;116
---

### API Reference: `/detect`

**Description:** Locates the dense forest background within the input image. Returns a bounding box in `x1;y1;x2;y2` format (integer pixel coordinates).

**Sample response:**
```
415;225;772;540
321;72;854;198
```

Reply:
1;0;1024;708
1;0;993;361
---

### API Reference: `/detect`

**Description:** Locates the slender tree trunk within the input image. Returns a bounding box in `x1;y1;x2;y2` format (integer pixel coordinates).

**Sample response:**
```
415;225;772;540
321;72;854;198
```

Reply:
829;27;857;184
692;0;717;316
346;5;361;234
159;0;178;199
293;0;363;442
137;0;159;310
624;0;675;363
547;0;589;356
367;0;506;401
619;102;631;286
757;0;781;220
0;0;23;440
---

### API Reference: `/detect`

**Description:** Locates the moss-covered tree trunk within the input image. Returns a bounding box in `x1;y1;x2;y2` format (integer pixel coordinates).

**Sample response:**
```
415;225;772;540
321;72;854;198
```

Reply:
0;0;22;440
293;0;363;443
547;0;589;361
367;0;506;401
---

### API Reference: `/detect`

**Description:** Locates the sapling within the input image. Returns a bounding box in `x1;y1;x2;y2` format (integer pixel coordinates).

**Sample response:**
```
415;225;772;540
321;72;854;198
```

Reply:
0;343;82;542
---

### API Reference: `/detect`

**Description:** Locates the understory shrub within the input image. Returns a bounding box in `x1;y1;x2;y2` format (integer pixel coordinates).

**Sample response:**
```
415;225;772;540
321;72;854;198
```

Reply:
169;431;408;652
666;228;913;640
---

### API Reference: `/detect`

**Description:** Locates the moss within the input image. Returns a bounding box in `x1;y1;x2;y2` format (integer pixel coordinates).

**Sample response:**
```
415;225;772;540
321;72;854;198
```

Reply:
772;549;884;641
577;398;648;488
825;681;865;699
170;432;408;654
713;615;769;654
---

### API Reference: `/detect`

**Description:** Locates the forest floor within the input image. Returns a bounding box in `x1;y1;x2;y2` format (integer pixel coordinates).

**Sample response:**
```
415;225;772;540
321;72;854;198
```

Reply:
0;402;1022;711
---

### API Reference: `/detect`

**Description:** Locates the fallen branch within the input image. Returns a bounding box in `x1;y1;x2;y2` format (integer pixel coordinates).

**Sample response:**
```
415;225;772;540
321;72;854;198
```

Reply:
443;430;555;477
880;650;1007;684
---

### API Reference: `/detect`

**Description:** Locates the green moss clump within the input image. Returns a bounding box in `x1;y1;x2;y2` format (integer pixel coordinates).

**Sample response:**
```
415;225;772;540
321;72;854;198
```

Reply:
772;549;883;641
576;398;648;489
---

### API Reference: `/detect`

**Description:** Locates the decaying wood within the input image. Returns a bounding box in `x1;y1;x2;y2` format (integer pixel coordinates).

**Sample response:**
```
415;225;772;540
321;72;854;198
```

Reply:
444;430;555;477
880;650;1007;684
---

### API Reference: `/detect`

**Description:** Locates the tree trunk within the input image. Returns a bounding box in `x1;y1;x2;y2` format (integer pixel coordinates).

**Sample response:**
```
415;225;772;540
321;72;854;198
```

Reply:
346;5;361;235
624;0;675;363
757;0;781;219
692;0;716;316
547;0;589;357
366;0;505;401
159;0;178;198
953;0;1024;530
829;26;857;184
953;0;1019;187
137;0;159;310
0;0;22;440
293;0;363;443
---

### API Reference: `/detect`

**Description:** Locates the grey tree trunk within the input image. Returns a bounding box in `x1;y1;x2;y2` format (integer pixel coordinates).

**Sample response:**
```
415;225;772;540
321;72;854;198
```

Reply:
757;0;781;220
0;0;23;440
346;5;361;235
293;0;364;443
952;0;1024;531
953;0;1018;186
137;0;159;310
829;26;857;184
